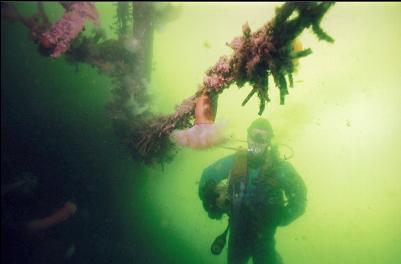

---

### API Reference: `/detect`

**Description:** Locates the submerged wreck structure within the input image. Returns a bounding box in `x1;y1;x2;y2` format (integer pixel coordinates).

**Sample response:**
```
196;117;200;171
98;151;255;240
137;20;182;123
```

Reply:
129;2;335;164
2;2;334;165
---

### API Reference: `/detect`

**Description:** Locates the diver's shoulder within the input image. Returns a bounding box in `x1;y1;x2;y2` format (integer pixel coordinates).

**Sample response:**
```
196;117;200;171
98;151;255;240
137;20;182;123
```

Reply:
273;158;298;176
276;158;295;168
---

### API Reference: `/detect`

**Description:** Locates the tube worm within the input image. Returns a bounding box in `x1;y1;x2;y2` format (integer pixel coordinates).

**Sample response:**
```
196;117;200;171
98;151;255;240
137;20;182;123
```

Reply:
195;94;215;125
170;93;227;149
25;201;77;235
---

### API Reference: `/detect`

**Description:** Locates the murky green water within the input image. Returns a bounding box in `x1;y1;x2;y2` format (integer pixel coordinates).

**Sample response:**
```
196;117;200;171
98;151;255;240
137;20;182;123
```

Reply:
2;2;401;264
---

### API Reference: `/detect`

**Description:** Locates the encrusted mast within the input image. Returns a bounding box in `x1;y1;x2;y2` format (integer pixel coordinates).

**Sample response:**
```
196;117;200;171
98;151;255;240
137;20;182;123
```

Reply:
130;2;335;164
1;2;334;165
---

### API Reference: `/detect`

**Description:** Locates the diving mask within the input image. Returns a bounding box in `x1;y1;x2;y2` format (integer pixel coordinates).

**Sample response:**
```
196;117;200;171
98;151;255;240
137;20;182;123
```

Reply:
247;129;271;155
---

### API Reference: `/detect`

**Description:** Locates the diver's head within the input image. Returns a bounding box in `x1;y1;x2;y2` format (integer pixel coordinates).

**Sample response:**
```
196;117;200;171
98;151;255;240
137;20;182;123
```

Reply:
247;118;274;157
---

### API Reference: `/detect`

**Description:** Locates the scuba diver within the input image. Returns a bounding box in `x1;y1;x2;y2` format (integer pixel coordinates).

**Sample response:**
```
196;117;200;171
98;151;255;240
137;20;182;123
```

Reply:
199;118;307;264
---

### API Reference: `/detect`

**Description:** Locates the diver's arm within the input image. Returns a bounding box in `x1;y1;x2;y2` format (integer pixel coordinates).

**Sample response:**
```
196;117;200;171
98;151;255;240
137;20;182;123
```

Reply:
199;155;235;219
277;162;307;226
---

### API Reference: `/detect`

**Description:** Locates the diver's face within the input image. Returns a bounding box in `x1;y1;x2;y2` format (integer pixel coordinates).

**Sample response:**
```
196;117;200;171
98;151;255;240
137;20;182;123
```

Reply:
247;128;271;156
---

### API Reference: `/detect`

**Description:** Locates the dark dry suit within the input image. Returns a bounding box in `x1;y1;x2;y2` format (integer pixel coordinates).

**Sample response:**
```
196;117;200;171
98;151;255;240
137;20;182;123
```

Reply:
199;149;307;264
